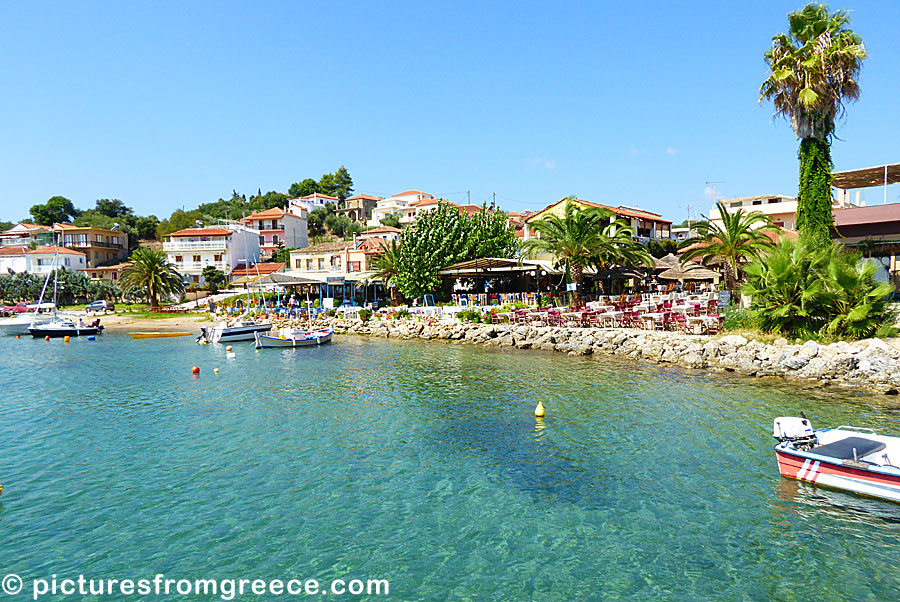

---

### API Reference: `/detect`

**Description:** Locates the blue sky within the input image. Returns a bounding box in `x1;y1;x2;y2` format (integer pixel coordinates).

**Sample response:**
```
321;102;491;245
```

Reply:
1;1;898;224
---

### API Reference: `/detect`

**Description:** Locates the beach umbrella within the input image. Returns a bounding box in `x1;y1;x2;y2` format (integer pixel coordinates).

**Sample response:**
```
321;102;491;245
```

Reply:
653;253;680;270
657;264;720;281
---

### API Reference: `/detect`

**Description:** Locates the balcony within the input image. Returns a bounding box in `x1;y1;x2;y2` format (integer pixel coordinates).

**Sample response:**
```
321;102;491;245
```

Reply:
173;261;228;272
163;241;228;251
65;241;125;250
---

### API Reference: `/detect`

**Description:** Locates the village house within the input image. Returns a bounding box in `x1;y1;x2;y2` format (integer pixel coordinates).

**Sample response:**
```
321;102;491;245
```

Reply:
53;224;128;268
242;207;308;258
523;198;672;243
162;224;260;285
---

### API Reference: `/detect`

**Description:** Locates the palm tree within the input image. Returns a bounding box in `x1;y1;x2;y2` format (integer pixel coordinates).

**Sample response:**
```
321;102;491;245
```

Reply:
760;2;866;244
679;202;779;293
119;248;185;308
371;240;403;307
520;199;653;306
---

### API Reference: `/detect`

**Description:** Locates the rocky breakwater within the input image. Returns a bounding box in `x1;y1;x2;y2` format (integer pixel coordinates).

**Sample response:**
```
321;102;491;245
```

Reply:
271;316;900;394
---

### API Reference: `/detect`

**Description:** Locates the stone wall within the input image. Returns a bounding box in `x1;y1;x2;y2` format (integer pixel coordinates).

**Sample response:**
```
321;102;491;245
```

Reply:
275;316;900;394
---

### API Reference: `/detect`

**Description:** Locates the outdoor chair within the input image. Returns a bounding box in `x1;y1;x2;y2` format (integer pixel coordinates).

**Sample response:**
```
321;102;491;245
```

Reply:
673;314;690;334
705;314;722;335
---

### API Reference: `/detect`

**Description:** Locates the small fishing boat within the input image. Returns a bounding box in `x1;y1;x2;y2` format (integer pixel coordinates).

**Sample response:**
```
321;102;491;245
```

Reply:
29;318;103;338
254;327;333;349
197;320;272;344
129;331;194;339
773;415;900;504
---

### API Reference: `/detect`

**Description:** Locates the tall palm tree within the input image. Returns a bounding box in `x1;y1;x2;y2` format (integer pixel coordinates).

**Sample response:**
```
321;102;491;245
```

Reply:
119;248;185;308
679;202;779;293
760;2;866;244
520;199;653;306
371;240;403;307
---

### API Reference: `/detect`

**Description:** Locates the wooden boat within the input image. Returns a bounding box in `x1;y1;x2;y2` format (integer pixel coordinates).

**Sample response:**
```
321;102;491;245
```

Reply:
129;331;194;339
773;415;900;504
254;327;333;349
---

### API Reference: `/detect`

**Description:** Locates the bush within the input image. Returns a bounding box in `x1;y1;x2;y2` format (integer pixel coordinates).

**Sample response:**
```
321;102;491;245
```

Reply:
358;309;372;322
742;238;896;340
457;309;482;323
721;305;756;331
325;309;337;317
396;309;410;320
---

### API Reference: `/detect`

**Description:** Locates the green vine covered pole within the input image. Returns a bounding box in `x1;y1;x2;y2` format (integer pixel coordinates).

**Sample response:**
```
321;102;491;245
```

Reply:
796;137;834;245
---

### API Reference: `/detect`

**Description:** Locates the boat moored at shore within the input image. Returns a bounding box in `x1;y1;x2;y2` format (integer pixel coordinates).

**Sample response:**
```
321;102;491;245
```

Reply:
773;416;900;504
254;327;333;349
197;320;272;344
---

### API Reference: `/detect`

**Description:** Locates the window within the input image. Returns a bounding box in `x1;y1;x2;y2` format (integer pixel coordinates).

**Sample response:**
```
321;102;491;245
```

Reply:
92;273;98;279
752;200;762;205
317;258;325;270
174;255;183;263
272;234;279;244
214;254;222;262
349;261;361;272
768;198;781;204
295;259;302;269
193;255;201;263
259;236;265;245
113;273;117;280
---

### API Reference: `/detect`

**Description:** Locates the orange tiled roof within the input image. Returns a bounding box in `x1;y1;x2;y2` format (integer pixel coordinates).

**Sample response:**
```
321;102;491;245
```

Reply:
231;262;286;277
0;246;28;256
524;198;672;224
26;245;85;256
297;193;339;201
346;194;382;201
410;198;443;207
362;226;401;235
392;190;431;198
166;227;232;237
246;207;286;219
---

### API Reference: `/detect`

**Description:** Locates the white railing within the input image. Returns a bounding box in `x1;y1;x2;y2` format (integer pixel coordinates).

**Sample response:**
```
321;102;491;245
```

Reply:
163;241;228;251
174;262;228;272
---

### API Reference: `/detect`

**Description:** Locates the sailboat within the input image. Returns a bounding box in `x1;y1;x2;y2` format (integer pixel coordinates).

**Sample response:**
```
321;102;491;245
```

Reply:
0;303;55;336
27;242;104;338
197;258;271;343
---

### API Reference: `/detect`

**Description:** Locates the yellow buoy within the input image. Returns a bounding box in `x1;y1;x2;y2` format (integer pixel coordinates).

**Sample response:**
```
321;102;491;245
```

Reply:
64;336;70;343
214;368;220;374
534;401;545;418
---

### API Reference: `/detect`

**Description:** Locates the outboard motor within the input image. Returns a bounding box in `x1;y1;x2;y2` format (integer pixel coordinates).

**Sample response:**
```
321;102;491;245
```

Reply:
773;416;817;449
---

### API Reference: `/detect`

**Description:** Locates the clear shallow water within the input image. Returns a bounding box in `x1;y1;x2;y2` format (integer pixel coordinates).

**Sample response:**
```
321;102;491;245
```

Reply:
2;334;900;601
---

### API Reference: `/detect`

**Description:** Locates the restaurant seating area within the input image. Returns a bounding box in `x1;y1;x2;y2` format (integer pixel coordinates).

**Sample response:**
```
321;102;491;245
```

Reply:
489;291;724;335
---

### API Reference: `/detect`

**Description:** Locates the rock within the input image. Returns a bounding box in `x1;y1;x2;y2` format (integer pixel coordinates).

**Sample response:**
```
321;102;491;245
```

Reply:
681;353;704;368
719;334;749;348
798;340;819;358
780;355;810;371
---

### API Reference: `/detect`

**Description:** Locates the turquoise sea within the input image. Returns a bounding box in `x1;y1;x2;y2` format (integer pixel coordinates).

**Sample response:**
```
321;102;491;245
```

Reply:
2;333;900;601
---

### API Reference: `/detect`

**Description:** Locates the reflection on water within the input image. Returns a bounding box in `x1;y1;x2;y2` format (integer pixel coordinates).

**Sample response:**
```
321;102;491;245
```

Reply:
2;333;900;601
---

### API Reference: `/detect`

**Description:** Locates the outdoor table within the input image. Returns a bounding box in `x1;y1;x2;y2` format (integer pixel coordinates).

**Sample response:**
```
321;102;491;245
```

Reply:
494;312;514;322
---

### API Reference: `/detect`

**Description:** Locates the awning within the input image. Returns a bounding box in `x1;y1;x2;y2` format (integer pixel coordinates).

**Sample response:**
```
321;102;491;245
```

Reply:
249;272;325;287
437;257;562;277
832;163;900;189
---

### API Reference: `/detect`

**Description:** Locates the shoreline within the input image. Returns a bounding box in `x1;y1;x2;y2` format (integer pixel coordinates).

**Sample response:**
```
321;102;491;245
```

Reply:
93;313;209;333
285;316;900;395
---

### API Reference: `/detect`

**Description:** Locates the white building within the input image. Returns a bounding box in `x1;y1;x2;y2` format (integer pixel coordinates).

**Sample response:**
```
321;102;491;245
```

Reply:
243;207;308;257
288;193;339;215
27;246;87;273
358;226;401;244
367;190;435;228
162;225;260;285
708;195;799;230
670;227;697;243
0;245;87;274
0;246;28;273
0;223;54;247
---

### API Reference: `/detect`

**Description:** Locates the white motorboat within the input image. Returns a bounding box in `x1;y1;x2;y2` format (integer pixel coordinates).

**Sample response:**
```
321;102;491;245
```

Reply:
773;415;900;504
198;319;272;344
254;327;333;349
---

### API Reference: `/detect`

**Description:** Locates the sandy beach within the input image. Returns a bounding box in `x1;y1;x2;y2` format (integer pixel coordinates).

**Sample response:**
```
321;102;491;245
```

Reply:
96;312;211;333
